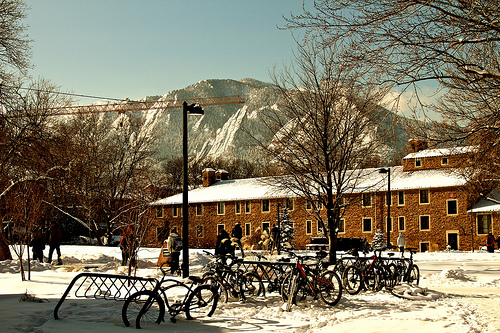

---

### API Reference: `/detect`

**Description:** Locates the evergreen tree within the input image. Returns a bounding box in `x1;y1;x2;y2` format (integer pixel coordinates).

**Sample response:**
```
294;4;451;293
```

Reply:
278;207;295;250
372;229;386;250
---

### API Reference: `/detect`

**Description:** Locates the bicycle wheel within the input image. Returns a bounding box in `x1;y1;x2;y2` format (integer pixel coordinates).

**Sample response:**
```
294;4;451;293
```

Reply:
280;270;294;302
202;275;229;303
407;264;420;285
240;272;265;299
318;270;342;306
185;285;218;320
286;273;300;311
342;265;362;295
122;290;165;329
163;282;190;314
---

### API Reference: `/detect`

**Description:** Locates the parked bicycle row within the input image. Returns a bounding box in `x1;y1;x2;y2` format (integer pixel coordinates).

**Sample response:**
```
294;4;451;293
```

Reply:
120;247;419;328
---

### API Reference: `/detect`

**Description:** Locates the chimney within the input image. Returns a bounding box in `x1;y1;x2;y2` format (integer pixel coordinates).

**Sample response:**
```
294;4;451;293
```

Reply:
216;169;229;181
409;139;428;153
202;168;216;187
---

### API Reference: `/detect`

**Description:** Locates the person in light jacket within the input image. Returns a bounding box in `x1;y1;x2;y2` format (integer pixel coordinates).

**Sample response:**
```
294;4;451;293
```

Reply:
397;232;406;252
167;230;181;274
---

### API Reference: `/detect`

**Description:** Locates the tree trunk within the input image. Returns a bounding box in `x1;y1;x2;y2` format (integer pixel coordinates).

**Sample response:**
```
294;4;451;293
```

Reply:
0;236;12;261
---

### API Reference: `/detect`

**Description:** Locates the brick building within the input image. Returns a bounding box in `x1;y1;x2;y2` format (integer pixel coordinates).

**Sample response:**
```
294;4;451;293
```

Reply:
148;144;497;252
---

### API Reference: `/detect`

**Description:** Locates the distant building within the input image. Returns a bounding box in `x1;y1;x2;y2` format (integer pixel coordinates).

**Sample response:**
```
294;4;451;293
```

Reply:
147;143;495;252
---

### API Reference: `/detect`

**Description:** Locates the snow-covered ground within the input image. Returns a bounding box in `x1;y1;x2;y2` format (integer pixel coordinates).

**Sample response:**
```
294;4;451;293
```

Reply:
1;245;500;332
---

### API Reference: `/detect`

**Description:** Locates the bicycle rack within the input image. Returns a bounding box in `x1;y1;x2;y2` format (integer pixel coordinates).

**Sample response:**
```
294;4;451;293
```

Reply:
54;272;158;319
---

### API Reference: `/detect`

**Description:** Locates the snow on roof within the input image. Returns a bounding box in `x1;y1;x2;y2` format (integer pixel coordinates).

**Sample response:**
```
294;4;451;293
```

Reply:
468;188;500;213
151;166;468;206
403;146;477;160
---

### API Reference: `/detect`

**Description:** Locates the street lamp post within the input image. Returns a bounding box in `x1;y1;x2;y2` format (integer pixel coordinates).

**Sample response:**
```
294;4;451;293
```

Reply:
379;168;391;249
182;101;204;278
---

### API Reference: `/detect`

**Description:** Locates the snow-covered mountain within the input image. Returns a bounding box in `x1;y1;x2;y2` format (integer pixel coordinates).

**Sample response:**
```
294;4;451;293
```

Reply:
128;78;410;163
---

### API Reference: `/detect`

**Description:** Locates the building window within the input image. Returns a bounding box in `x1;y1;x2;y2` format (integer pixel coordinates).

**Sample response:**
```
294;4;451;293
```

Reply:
420;215;430;231
419;189;430;204
285;198;294;211
156;206;164;218
447;200;458;215
217;224;225;234
245;200;251;214
173;205;179;217
317;220;325;234
245;223;251;236
415;159;422;167
420;242;430;252
338;219;345;234
398;191;405;206
235;201;241;214
306;201;312;210
398;216;405;231
196;225;203;238
306;220;312;235
217;202;225;215
362;218;372;232
477;214;492;235
362;193;372;207
262;199;270;212
442;157;448;165
196;203;203;216
262;222;270;233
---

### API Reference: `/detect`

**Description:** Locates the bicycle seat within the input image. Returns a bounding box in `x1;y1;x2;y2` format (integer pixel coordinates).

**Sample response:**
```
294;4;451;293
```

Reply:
188;275;204;284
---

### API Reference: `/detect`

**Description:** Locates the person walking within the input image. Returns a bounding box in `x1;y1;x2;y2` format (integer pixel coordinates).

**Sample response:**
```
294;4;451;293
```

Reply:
270;224;279;253
485;233;495;253
120;226;137;266
30;230;45;262
47;222;62;265
231;223;244;257
166;229;182;274
397;232;406;253
215;229;234;264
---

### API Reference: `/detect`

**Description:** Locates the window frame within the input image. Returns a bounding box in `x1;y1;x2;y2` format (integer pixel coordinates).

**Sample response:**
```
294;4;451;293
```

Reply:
477;214;492;235
235;201;241;214
173;205;179;217
415;159;422;167
419;189;430;205
362;217;372;233
245;223;251;236
217;202;225;215
446;199;458;216
398;216;405;232
362;193;372;208
245;200;251;214
337;219;345;234
196;203;203;216
398;190;405;206
306;220;312;235
419;215;430;231
261;199;270;213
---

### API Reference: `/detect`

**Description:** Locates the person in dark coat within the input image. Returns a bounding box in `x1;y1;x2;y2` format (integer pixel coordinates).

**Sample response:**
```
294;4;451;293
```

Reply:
47;222;62;265
29;231;45;262
486;233;495;253
215;229;234;264
120;226;136;266
231;223;244;257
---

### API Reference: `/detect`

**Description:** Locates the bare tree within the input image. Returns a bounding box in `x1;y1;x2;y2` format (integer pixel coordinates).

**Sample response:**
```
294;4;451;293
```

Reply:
0;79;73;261
283;0;500;184
255;41;390;263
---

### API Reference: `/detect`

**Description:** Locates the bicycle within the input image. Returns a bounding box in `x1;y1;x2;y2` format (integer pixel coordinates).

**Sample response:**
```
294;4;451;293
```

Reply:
122;263;218;328
202;251;264;302
342;248;395;295
281;250;342;311
249;251;293;294
389;247;420;286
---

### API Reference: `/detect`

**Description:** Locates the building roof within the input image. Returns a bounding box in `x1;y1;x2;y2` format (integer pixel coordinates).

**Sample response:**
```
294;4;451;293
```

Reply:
468;189;500;213
402;146;477;160
151;165;468;206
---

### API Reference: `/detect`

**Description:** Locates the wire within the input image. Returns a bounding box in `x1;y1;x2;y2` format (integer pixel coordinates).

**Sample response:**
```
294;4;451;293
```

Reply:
2;84;134;102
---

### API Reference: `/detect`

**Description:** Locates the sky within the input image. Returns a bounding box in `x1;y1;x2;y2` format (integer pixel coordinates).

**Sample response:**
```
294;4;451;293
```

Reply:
23;1;306;104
